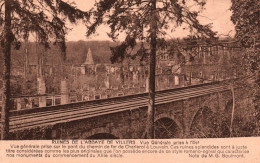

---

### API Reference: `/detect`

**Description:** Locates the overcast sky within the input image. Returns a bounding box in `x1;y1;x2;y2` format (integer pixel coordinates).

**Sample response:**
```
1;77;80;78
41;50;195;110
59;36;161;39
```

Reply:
66;0;235;41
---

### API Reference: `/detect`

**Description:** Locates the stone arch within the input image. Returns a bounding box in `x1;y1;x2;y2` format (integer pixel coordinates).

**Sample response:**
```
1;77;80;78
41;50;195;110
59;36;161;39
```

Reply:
154;114;183;138
190;106;210;129
155;113;183;132
81;127;121;139
155;113;175;122
190;106;220;138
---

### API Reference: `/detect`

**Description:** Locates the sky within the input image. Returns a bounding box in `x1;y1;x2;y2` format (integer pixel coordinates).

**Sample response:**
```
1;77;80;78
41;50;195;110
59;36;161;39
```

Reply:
66;0;235;41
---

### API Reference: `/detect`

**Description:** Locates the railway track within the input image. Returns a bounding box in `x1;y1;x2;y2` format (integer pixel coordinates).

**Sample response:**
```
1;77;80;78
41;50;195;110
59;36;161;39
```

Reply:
8;82;230;132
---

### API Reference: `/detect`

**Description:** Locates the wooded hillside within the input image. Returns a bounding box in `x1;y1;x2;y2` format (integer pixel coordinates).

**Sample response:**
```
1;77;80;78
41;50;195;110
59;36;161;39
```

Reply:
3;41;119;69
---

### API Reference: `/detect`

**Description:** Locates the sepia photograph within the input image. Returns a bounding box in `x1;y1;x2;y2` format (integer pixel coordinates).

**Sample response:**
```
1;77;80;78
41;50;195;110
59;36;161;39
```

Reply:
0;0;259;162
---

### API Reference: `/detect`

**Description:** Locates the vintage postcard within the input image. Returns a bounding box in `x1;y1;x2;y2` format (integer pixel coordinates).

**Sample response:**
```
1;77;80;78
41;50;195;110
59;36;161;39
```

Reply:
0;0;259;162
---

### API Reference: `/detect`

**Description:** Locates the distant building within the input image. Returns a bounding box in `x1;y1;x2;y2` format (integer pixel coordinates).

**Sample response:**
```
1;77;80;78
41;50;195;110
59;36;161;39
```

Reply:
80;48;95;75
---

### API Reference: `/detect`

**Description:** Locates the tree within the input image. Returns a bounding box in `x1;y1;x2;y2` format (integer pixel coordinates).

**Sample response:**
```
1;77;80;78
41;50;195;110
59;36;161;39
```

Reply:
87;0;216;138
230;0;260;132
0;0;89;140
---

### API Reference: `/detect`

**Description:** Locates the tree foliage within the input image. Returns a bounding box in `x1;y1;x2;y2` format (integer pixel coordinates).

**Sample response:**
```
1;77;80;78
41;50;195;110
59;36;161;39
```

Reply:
231;0;259;48
87;0;217;138
0;0;89;58
231;0;260;133
87;0;217;63
231;0;260;124
230;0;260;73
